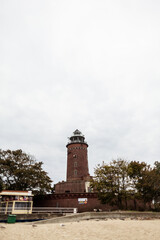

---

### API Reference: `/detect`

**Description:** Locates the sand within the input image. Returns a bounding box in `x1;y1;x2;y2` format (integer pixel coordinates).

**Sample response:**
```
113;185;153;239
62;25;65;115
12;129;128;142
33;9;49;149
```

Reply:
0;219;160;240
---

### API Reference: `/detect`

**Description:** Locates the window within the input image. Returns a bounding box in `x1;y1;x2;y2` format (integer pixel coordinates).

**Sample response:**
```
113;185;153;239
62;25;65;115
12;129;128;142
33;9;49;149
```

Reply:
65;190;70;193
73;154;77;158
74;170;77;176
74;162;77;167
14;202;31;210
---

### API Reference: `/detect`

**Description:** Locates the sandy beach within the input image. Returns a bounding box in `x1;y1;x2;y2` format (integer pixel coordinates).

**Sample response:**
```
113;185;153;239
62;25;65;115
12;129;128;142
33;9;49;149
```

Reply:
1;219;160;240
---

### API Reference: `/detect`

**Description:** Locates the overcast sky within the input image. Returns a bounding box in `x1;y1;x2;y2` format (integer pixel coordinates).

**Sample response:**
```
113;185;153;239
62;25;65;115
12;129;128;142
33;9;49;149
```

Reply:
1;0;160;184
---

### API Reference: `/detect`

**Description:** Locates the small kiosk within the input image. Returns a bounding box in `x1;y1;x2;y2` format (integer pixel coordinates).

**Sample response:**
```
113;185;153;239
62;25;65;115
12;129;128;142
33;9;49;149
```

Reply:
0;190;33;214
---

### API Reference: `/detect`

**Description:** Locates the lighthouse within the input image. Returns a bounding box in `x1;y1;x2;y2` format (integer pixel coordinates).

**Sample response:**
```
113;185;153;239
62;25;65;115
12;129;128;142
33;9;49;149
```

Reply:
55;129;91;193
66;129;90;181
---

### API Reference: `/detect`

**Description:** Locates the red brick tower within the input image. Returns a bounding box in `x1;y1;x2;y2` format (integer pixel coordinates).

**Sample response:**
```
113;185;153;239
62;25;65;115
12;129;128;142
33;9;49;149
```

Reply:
55;129;91;193
66;129;90;181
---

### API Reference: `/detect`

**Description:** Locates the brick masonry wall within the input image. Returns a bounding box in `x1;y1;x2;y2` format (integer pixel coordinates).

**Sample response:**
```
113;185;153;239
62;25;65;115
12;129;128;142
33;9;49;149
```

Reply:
34;193;112;212
67;143;89;181
34;193;148;212
55;180;86;193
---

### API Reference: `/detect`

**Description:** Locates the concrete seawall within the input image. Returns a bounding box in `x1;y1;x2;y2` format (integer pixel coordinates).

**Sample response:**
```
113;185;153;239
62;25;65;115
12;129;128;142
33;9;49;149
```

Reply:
0;213;63;222
35;211;160;224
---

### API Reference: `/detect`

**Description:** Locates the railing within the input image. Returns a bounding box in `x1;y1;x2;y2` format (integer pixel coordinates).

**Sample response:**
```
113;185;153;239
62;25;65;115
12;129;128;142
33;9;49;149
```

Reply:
32;207;77;214
0;207;32;214
67;140;88;145
0;207;6;214
0;207;77;214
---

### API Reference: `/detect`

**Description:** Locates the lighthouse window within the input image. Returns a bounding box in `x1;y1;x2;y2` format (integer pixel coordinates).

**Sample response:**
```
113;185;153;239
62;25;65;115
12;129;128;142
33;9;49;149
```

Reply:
73;154;77;158
74;170;77;176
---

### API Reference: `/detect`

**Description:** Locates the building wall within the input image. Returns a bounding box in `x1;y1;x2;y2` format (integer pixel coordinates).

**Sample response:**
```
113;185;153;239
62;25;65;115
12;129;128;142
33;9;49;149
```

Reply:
55;180;86;193
34;193;147;212
34;193;111;212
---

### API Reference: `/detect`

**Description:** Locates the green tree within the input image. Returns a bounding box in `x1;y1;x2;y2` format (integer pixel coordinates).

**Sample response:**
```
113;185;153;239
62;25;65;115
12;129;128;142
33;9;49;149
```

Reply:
148;161;160;209
134;163;153;208
0;149;53;195
0;176;3;192
91;159;131;209
92;159;160;211
127;161;148;208
111;159;131;209
127;161;159;209
91;163;116;205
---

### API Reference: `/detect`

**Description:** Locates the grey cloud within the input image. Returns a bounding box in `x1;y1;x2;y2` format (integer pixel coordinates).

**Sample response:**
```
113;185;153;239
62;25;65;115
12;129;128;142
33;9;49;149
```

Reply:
0;0;160;183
